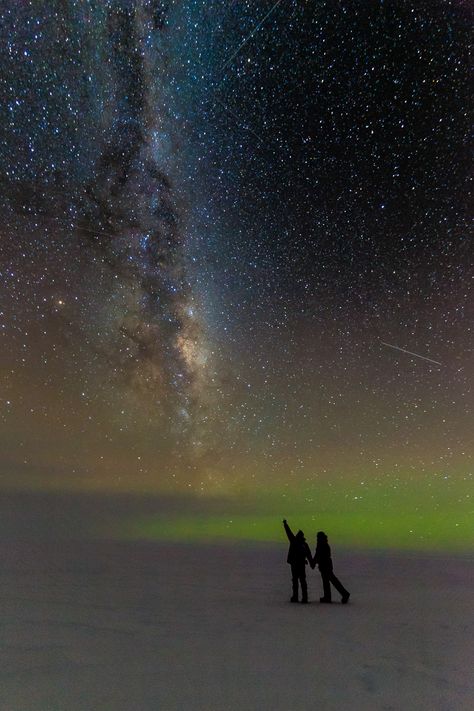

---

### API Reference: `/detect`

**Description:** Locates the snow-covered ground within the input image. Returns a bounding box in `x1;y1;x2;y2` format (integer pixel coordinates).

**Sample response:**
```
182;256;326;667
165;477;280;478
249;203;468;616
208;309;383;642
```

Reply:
0;540;472;710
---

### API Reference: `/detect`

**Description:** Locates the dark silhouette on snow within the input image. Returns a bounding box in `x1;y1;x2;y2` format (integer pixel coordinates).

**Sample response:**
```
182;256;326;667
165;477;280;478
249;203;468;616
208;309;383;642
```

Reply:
283;519;313;603
312;531;350;604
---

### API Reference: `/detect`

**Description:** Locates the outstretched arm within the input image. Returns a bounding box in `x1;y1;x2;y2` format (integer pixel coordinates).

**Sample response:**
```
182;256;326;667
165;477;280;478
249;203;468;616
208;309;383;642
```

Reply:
283;519;295;542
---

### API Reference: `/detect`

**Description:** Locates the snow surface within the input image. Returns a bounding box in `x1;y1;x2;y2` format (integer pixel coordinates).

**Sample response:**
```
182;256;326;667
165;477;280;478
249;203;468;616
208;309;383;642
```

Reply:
0;540;472;710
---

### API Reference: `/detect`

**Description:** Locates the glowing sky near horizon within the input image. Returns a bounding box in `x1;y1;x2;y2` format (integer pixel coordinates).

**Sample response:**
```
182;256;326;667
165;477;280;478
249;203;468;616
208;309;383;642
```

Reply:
0;1;472;546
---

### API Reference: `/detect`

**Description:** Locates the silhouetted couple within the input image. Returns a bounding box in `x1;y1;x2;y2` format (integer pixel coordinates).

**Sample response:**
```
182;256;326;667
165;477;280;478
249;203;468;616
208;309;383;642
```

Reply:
283;519;350;604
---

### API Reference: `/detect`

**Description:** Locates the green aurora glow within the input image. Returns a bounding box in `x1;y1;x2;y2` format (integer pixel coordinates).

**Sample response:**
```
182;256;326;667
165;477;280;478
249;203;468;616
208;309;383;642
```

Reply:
100;477;473;551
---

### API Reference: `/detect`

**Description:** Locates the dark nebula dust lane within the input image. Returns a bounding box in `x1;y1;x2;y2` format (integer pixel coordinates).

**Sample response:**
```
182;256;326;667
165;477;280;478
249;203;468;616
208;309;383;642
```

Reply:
77;3;213;422
0;1;472;545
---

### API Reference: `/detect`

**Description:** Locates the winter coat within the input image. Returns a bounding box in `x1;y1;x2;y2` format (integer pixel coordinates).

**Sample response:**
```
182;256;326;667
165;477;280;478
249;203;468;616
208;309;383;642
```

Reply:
283;522;312;567
313;540;333;573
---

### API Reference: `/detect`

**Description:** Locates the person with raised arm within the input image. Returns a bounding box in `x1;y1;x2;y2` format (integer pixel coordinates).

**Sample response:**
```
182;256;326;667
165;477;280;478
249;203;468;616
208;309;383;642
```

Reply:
282;519;313;603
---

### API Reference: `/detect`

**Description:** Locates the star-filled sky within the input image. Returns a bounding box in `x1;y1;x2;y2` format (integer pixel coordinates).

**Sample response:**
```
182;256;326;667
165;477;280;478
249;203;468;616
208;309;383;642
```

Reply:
0;1;472;547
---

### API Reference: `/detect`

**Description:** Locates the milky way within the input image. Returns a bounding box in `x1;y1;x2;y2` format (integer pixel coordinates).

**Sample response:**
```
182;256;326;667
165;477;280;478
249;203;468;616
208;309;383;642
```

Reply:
77;2;213;423
0;0;472;532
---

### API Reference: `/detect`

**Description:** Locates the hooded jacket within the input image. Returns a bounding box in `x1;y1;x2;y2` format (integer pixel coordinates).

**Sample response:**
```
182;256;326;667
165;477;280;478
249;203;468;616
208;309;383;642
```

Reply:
283;521;313;567
313;534;333;573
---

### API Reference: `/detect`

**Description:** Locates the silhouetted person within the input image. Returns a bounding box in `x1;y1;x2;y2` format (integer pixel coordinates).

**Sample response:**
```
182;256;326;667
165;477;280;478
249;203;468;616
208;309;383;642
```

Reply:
312;531;350;603
283;519;312;603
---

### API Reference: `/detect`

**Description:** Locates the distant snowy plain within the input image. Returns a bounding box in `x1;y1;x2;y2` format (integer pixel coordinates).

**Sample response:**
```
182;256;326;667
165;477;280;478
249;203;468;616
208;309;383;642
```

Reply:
0;540;472;710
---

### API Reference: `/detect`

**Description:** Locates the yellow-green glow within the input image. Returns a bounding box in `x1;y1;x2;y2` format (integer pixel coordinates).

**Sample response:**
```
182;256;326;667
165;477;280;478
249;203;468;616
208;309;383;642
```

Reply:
98;475;473;551
104;511;472;551
3;465;472;552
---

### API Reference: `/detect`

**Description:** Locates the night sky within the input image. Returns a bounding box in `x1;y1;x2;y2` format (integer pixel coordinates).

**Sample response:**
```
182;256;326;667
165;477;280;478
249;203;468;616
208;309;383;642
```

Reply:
0;1;472;547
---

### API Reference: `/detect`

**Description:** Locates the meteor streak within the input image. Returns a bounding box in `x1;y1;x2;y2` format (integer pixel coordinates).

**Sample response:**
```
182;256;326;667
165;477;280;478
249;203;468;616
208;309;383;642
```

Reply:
380;341;442;366
221;0;285;72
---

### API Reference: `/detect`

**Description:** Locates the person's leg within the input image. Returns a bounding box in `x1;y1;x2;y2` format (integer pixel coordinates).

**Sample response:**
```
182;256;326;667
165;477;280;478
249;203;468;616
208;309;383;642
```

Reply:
320;572;331;601
329;572;350;601
300;568;308;603
290;564;299;601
